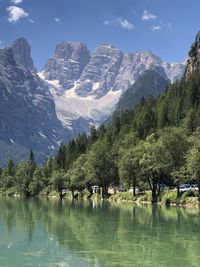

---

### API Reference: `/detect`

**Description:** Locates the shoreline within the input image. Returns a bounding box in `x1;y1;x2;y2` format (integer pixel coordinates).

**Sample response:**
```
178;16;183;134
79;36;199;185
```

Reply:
1;190;199;209
107;192;200;209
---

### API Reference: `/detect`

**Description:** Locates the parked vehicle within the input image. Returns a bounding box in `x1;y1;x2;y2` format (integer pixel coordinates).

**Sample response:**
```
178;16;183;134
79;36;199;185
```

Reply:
190;184;199;191
179;184;192;192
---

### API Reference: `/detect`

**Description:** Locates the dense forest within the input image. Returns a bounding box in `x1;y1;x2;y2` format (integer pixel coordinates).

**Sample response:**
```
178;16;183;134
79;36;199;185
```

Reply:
1;34;200;204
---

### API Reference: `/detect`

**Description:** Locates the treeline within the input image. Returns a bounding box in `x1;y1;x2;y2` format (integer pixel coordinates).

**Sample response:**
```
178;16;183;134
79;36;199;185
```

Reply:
1;45;200;202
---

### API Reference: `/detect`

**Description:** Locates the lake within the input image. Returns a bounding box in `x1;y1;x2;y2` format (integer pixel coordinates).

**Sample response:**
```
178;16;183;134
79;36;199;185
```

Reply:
0;198;200;267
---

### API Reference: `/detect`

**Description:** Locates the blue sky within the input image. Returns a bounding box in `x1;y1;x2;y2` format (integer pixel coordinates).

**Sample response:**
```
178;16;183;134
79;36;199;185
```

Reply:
0;0;200;69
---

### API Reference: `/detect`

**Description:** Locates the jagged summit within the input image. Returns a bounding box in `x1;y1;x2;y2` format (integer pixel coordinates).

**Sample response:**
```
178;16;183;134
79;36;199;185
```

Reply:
0;36;188;166
0;38;68;166
11;37;34;71
39;40;185;136
54;41;89;57
42;41;90;88
99;43;117;49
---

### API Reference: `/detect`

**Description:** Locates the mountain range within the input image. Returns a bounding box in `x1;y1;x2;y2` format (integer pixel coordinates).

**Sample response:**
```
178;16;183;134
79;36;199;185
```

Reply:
39;42;185;135
0;38;186;166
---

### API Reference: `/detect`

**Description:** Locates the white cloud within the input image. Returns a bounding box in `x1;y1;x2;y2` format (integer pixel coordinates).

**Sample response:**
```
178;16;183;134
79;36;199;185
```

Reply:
7;6;28;23
103;20;110;26
11;0;23;4
29;19;34;23
117;17;134;30
142;10;157;21
151;25;162;31
104;17;134;30
54;17;61;22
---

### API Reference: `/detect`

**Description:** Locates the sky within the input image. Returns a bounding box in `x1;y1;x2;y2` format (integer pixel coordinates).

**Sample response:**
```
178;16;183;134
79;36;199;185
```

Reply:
0;0;200;69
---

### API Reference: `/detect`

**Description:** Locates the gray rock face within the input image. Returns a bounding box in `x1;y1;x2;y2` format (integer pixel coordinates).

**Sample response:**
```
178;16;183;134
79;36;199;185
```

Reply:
75;44;123;98
11;38;34;71
113;51;164;92
0;42;68;166
162;62;186;82
185;31;200;80
42;44;185;99
42;41;90;89
116;70;170;111
0;37;186;166
41;41;185;136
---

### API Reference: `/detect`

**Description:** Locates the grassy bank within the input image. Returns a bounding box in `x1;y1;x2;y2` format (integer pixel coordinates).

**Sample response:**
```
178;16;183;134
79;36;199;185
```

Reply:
109;190;200;209
1;188;199;209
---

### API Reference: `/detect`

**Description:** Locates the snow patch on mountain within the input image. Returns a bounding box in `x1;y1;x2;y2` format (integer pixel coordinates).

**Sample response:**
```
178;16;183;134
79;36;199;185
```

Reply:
40;41;186;135
38;71;122;129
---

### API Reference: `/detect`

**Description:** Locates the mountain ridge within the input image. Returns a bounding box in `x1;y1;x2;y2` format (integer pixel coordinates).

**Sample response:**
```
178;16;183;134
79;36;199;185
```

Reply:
0;37;186;166
0;39;68;166
39;40;185;135
116;69;170;111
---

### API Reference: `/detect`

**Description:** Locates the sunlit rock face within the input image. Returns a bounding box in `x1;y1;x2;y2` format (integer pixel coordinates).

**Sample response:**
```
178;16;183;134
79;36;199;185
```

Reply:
40;41;185;134
42;41;90;89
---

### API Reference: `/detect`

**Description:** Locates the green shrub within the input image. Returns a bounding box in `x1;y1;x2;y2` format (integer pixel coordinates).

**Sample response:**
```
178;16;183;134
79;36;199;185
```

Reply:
82;189;91;199
181;190;197;200
110;192;136;202
39;187;50;197
161;190;177;204
48;190;59;197
138;191;152;202
91;193;102;200
181;197;199;208
3;186;18;197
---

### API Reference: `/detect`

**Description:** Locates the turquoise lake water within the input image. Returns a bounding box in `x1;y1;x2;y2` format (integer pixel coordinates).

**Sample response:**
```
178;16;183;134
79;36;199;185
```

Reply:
0;198;200;267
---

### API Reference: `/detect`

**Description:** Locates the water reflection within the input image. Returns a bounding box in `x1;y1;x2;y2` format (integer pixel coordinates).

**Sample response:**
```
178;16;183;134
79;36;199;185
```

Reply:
0;198;200;267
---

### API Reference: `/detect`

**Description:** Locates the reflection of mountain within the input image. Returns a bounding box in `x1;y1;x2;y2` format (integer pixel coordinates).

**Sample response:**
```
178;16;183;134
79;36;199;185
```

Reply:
0;199;200;267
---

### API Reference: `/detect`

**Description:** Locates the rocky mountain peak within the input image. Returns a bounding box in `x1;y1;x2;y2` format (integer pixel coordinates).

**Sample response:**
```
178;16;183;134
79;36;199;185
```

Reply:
185;31;200;80
40;40;185;137
54;41;90;61
11;37;34;71
42;41;90;88
75;44;123;98
93;43;121;55
0;39;69;166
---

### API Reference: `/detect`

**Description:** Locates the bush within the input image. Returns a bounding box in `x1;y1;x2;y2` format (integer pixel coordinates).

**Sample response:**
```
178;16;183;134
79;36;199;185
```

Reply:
181;190;197;200
161;190;177;204
39;186;51;197
138;191;152;202
110;192;137;202
3;186;17;197
91;193;102;200
179;196;199;208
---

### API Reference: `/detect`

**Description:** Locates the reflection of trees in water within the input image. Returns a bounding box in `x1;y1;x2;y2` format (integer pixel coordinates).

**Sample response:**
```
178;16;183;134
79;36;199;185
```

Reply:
0;198;200;266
